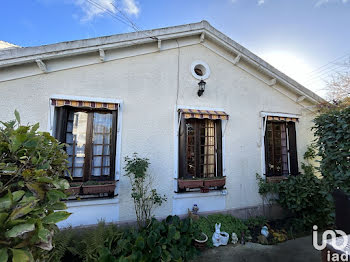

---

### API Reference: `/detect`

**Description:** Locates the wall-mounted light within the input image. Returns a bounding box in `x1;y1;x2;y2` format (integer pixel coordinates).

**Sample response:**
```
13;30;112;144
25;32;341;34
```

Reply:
197;80;206;97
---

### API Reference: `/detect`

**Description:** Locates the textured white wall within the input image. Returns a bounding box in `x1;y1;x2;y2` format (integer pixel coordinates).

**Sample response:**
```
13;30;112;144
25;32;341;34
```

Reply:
0;41;317;225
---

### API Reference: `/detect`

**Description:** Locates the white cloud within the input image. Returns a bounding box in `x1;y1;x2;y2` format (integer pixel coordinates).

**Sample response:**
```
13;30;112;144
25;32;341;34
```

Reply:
258;0;265;5
74;0;140;22
123;0;140;16
315;0;349;6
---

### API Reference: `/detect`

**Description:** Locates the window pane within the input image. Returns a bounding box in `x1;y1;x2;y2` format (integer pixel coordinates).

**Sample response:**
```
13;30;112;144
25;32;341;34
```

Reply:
66;111;88;178
73;168;83;178
103;156;110;166
93;134;104;144
93;156;102;167
92;112;113;178
74;157;84;167
93;145;103;155
92;168;101;176
103;168;110;176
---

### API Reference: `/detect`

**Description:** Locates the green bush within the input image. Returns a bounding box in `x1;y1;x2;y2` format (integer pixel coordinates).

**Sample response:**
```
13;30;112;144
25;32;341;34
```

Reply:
244;216;268;229
194;214;248;247
0;112;71;261
117;216;198;261
50;216;198;262
313;106;350;191
48;222;123;262
257;143;336;231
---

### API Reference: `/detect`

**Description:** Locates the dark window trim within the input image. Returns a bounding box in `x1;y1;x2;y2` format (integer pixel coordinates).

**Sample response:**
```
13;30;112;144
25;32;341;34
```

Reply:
264;119;299;177
55;106;118;182
178;118;223;180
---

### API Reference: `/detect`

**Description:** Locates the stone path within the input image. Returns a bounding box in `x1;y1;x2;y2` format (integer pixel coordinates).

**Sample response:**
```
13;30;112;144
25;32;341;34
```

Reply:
195;236;320;262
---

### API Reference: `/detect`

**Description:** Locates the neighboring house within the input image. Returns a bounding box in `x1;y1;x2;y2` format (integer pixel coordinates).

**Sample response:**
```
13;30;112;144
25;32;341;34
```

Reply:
0;21;324;227
0;40;20;50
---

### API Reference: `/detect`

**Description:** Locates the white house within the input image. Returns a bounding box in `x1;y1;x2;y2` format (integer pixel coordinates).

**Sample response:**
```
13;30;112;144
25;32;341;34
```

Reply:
0;21;324;227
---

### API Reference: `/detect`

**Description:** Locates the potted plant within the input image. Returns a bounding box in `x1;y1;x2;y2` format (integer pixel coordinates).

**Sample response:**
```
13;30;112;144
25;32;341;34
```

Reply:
178;178;204;189
82;180;116;194
66;182;82;195
203;177;226;188
266;176;287;183
193;232;208;250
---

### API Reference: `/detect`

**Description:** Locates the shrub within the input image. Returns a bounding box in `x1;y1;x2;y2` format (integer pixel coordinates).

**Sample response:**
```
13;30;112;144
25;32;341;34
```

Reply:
117;216;198;261
48;222;123;262
50;216;198;262
0;112;71;261
124;154;167;228
313;106;350;191
194;214;248;247
257;145;334;231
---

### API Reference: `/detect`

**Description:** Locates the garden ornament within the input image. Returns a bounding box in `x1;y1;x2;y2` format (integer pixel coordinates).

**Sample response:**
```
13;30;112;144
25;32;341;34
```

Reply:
231;232;239;244
212;223;230;247
212;223;222;247
261;226;269;238
192;204;199;215
220;231;229;246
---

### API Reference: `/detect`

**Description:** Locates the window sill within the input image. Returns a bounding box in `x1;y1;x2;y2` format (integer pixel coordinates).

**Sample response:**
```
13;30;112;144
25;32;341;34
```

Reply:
173;190;226;199
178;177;226;190
266;176;287;183
66;181;116;195
65;197;119;208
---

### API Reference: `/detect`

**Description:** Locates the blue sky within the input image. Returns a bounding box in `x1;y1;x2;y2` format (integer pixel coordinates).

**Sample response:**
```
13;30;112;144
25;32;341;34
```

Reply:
1;0;350;96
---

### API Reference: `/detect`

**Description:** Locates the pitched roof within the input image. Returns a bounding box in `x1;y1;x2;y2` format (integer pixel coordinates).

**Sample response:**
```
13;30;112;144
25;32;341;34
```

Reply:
0;21;324;104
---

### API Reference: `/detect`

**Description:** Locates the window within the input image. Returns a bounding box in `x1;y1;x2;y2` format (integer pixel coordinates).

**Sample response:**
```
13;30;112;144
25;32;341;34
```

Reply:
264;120;298;177
55;107;117;182
179;118;222;179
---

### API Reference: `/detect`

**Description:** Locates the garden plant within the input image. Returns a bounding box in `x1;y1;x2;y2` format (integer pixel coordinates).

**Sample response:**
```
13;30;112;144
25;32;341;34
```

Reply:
0;112;71;262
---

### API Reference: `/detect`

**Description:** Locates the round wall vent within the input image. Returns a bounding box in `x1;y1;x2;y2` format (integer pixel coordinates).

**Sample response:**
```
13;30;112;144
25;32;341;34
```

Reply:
191;61;210;80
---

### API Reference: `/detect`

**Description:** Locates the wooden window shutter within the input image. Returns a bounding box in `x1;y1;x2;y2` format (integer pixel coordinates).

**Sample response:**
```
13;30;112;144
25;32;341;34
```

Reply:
55;107;68;143
215;120;223;177
288;122;299;176
178;117;187;179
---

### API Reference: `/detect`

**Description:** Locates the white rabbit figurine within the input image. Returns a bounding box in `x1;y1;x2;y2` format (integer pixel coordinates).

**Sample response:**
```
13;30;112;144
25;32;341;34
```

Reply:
212;223;221;247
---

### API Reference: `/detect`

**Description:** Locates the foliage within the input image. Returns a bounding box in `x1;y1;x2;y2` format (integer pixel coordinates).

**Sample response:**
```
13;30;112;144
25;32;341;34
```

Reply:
48;222;123;262
117;216;198;261
49;216;198;262
257;144;333;231
244;216;268;229
0;112;71;261
313;107;350;192
194;214;248;248
124;153;167;228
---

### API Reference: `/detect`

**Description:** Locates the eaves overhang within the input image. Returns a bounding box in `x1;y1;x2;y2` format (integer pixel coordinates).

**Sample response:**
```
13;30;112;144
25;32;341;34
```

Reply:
0;20;325;104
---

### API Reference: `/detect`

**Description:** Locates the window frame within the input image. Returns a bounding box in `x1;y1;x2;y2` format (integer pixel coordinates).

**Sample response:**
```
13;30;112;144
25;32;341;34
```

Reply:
178;117;223;180
55;106;118;182
262;116;299;177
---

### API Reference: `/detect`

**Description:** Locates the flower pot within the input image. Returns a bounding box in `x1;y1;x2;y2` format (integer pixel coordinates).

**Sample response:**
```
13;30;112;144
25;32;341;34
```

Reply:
65;183;82;195
194;233;208;250
82;181;116;195
178;179;203;189
203;177;226;188
220;232;229;246
266;176;287;183
200;187;209;193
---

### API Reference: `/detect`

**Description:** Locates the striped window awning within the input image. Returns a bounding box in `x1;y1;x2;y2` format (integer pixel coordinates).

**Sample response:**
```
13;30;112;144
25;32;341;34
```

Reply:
51;99;118;110
267;116;298;122
179;109;229;120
